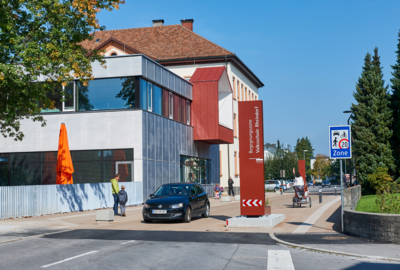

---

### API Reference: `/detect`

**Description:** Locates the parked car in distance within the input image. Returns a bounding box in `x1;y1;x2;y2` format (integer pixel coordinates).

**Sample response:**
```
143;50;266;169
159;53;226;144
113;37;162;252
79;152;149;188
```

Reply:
280;180;288;190
308;181;314;187
322;180;331;188
265;180;281;191
142;183;210;223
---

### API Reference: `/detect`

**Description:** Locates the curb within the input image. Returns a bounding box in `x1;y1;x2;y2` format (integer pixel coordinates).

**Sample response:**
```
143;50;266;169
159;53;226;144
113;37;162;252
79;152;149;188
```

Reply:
269;233;400;263
0;229;70;245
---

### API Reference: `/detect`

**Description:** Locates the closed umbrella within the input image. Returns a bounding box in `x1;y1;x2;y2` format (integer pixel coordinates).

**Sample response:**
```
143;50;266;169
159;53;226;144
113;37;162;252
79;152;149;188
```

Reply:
56;123;74;184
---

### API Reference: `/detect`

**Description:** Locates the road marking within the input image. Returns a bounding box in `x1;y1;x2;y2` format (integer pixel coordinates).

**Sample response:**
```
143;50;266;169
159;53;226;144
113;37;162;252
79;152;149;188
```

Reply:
121;240;137;245
41;251;99;268
292;197;341;234
267;250;295;270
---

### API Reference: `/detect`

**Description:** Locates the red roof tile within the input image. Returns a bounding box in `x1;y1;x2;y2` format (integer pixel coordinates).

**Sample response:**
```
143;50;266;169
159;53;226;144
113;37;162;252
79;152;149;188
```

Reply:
80;25;234;60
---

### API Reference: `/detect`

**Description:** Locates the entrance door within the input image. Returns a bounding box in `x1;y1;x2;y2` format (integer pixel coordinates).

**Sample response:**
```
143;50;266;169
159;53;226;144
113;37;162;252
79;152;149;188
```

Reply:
115;161;133;182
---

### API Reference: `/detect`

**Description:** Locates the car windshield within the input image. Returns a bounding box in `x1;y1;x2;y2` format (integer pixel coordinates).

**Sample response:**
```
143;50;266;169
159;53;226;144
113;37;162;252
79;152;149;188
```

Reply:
153;185;191;196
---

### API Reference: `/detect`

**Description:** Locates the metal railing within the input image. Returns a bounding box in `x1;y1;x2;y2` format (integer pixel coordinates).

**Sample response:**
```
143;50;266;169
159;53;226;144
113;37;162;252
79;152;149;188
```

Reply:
0;182;143;220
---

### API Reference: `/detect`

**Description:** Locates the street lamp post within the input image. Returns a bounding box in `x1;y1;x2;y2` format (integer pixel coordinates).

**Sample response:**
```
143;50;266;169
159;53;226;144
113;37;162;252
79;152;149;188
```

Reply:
303;150;307;181
343;110;353;185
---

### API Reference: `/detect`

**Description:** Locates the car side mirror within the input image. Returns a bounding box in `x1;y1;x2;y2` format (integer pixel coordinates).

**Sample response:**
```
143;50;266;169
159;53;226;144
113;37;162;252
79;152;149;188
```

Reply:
149;194;154;197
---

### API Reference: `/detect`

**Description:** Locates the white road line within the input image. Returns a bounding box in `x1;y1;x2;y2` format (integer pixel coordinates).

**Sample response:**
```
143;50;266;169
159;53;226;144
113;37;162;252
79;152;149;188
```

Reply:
292;197;341;234
121;240;137;245
267;250;295;270
41;251;99;268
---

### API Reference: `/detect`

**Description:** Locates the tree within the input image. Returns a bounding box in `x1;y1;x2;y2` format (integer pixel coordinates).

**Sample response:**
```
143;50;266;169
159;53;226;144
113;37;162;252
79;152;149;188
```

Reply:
311;154;331;180
0;0;124;141
351;48;394;194
390;30;400;180
264;142;298;180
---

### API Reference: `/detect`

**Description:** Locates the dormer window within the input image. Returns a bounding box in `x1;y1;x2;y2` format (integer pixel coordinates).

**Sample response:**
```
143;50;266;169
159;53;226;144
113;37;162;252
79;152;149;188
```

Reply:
111;53;117;56
95;38;100;43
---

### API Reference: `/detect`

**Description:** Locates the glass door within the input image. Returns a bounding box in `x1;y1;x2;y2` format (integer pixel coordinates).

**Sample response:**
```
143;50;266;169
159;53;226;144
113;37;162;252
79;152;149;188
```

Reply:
115;161;133;182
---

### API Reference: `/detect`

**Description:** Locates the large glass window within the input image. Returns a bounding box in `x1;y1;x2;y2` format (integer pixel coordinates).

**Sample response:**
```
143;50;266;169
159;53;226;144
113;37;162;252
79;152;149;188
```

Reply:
169;92;173;119
0;154;9;186
153;85;162;115
180;156;210;185
39;84;62;113
139;78;147;110
147;82;153;112
64;82;75;111
77;77;136;111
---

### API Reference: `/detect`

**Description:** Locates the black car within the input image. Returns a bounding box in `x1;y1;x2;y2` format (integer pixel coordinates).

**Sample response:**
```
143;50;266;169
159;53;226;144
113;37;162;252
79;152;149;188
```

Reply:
142;183;210;223
322;180;331;188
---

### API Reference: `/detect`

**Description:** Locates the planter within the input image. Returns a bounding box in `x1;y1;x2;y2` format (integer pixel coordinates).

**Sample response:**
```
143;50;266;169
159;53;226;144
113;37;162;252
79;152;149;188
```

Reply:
264;205;271;216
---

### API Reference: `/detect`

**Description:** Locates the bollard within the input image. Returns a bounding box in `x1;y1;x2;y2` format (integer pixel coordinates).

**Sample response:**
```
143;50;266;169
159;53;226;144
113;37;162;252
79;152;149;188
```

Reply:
335;186;337;196
319;189;322;203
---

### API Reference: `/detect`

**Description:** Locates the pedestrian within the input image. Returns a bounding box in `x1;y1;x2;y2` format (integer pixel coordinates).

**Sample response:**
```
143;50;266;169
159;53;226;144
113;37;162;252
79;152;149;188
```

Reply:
118;185;128;217
111;174;120;216
228;177;235;197
214;184;221;199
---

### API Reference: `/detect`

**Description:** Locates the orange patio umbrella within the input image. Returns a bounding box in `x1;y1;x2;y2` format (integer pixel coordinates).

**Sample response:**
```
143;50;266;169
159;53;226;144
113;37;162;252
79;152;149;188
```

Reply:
56;123;74;184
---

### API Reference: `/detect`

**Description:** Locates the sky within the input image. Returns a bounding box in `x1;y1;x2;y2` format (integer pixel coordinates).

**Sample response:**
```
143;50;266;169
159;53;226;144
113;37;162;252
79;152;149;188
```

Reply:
97;0;400;156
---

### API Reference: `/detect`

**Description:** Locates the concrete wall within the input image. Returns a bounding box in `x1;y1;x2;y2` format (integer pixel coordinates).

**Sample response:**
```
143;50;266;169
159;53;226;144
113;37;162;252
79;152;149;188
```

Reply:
344;210;400;244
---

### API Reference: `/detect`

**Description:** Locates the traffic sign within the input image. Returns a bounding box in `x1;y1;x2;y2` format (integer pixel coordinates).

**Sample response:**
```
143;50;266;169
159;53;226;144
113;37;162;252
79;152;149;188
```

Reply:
329;125;351;159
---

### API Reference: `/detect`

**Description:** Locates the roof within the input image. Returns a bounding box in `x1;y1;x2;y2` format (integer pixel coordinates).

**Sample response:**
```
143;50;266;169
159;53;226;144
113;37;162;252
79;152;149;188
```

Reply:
190;66;226;82
81;25;234;61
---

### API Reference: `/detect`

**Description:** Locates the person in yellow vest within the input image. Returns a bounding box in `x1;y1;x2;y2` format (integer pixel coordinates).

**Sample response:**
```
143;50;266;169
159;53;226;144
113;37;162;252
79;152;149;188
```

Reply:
111;174;120;216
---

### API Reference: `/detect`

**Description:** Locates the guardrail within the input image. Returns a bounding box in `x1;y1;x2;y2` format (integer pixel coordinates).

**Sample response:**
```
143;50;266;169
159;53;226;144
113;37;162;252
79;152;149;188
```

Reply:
0;182;143;220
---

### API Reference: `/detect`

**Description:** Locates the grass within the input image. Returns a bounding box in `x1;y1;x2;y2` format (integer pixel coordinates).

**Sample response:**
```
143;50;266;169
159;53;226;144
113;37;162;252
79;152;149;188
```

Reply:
356;194;400;214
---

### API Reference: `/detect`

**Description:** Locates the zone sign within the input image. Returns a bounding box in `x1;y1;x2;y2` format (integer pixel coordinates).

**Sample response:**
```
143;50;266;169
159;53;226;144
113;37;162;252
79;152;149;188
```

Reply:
329;125;351;159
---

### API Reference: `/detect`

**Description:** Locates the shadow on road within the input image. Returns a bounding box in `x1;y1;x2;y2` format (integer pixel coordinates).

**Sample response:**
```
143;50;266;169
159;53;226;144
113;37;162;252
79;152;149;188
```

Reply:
326;205;341;233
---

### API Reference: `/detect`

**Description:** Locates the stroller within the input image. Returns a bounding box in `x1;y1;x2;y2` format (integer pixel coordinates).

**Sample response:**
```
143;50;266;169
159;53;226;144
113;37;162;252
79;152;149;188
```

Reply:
293;185;311;208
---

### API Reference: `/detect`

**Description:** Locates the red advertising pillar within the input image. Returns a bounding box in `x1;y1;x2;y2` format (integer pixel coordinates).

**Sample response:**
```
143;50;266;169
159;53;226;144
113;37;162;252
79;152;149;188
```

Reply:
238;101;265;216
298;160;306;182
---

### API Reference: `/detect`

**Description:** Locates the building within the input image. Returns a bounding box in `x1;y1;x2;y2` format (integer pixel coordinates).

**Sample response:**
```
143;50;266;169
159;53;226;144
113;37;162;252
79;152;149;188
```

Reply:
264;143;278;160
0;54;236;199
79;19;264;193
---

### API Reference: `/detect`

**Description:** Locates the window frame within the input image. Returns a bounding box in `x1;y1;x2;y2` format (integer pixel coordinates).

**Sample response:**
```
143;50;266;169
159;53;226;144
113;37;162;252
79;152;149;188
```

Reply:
186;100;190;125
63;82;75;112
147;82;153;112
169;92;173;119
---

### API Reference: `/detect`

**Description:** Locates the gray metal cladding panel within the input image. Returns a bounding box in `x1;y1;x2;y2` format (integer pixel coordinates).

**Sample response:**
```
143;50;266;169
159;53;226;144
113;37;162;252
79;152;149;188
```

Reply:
169;162;176;182
168;72;174;90
148;160;156;196
162;161;169;184
162;68;169;88
142;112;148;159
146;59;155;82
155;65;161;83
142;57;147;78
169;120;174;162
187;83;192;100
155;161;163;190
147;113;155;160
162;118;169;162
155;116;162;161
143;159;148;199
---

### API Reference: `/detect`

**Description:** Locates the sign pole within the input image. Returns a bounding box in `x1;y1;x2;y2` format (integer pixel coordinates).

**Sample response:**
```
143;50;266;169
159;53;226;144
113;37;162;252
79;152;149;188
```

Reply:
340;159;344;232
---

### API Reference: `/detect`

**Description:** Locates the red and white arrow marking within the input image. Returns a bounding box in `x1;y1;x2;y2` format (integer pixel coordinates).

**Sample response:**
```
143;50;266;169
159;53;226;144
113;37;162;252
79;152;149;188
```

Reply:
242;199;262;207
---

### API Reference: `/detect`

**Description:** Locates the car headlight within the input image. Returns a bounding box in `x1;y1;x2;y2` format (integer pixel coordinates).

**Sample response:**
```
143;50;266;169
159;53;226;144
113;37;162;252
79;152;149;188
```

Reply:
143;204;150;208
171;203;183;209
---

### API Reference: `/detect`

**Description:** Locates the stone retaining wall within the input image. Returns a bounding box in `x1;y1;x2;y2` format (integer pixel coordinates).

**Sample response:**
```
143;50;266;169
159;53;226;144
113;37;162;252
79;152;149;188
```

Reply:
344;210;400;244
343;185;361;210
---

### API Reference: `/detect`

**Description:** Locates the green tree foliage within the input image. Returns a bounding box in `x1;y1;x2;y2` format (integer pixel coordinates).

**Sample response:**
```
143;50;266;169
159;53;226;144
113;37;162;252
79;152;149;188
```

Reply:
294;137;314;179
264;142;298;180
351;48;394;194
390;30;400;179
0;0;125;141
311;154;331;180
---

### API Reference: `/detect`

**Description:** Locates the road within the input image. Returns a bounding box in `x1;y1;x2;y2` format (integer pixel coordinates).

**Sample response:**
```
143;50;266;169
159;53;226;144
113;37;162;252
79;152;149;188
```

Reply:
0;186;399;269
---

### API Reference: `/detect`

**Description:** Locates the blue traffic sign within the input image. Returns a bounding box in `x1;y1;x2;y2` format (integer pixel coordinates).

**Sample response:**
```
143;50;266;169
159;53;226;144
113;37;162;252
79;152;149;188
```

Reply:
329;125;351;159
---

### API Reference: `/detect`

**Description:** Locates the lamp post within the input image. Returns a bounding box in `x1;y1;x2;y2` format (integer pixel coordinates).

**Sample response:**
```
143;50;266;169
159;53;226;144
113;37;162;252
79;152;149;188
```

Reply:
303;150;307;181
343;110;354;185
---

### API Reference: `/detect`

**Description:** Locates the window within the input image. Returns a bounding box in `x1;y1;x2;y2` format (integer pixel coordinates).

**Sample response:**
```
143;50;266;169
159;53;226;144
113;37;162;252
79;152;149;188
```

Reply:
255;95;258;100
251;93;254;101
234;151;239;176
237;80;240;100
180;156;210;184
219;151;222;177
153;85;162;115
63;82;75;111
110;52;117;56
147;82;153;112
39;84;62;113
186;100;190;125
241;84;244;101
245;88;247;101
0;154;9;186
232;77;236;100
169;92;173;119
234;113;237;138
248;89;251;101
77;77;136;111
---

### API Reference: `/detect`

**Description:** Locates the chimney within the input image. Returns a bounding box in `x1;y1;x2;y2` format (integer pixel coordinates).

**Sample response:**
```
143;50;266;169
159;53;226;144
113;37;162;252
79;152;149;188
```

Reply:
180;19;194;31
152;19;164;27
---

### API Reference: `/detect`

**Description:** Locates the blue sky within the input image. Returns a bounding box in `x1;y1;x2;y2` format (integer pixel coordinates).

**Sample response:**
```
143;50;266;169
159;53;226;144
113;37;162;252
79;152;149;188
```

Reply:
98;0;400;156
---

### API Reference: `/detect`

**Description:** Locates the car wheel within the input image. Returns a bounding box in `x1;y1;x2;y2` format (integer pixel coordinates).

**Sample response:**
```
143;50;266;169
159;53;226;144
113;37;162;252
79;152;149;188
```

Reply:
184;207;192;223
143;218;152;223
309;197;312;208
202;203;210;218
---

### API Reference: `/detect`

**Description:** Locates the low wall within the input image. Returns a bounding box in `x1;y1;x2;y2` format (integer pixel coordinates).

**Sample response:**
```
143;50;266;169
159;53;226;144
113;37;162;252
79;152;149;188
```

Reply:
344;210;400;244
0;182;143;219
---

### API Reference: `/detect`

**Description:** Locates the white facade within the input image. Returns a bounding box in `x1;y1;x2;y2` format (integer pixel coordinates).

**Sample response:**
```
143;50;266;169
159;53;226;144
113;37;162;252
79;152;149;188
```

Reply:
167;62;260;190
